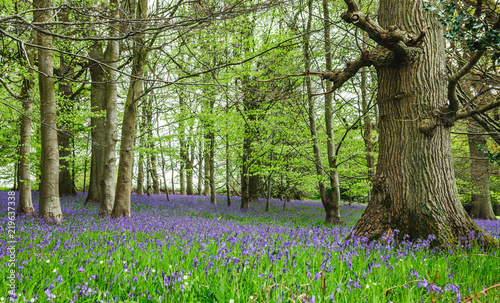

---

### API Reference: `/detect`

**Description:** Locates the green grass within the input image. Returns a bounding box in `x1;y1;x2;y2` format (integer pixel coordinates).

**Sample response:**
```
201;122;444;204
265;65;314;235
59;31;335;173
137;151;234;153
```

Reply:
2;193;500;302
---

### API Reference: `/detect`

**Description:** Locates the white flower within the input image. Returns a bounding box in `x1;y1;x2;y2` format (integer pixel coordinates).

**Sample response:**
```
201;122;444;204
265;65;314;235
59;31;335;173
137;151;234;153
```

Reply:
365;284;370;289
123;261;127;264
229;300;234;303
169;265;172;268
124;269;129;273
184;282;188;286
183;275;188;280
99;261;103;264
30;299;35;303
151;269;156;273
53;268;57;273
250;296;254;300
46;260;50;263
1;297;4;301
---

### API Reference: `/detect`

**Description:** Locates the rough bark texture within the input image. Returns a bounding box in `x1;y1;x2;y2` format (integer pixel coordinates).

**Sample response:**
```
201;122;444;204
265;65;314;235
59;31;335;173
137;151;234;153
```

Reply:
99;0;120;216
86;41;106;204
17;35;35;215
112;0;147;218
467;123;497;219
322;0;342;224
351;0;497;247
36;0;62;223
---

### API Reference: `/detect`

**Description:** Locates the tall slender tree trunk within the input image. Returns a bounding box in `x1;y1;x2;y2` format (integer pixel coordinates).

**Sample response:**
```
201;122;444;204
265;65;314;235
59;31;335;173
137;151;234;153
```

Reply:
197;139;203;195
322;0;342;224
147;98;160;194
186;134;194;195
360;32;376;188
209;131;216;204
156;119;170;201
304;0;328;213
112;0;148;218
203;128;211;196
57;54;77;196
17;33;35;215
99;0;120;216
136;109;145;195
35;0;62;223
146;149;152;195
179;95;187;195
351;0;496;247
86;41;106;204
467;123;496;219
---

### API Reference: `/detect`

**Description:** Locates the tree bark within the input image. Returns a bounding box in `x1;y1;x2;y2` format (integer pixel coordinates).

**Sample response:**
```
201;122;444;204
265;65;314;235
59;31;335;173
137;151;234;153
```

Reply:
360;32;376;184
179;95;187;195
197;139;203;195
57;53;77;196
147;97;160;194
350;0;497;247
467;123;496;219
203;129;211;196
35;0;62;223
305;0;328;216
85;41;106;204
112;0;148;218
136;107;145;195
209;130;216;204
17;33;35;215
322;0;342;224
99;0;120;216
186;134;194;195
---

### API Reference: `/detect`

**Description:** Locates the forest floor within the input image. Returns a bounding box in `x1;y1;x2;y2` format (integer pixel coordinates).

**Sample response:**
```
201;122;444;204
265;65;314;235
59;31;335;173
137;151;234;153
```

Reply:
1;191;500;302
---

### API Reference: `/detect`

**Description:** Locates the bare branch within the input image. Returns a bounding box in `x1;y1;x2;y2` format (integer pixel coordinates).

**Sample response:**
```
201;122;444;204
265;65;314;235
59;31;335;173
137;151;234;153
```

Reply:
455;98;500;120
0;77;22;100
341;0;428;56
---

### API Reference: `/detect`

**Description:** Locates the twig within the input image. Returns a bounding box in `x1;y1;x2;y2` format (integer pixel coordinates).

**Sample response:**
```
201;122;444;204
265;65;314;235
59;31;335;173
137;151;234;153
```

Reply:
461;282;500;302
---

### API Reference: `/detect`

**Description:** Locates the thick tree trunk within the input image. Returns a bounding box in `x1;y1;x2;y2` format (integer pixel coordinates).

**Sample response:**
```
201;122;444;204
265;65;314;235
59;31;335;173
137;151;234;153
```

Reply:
322;0;342;224
112;0;148;218
99;0;120;216
35;0;62;223
351;0;497;247
468;123;496;219
17;35;35;215
86;42;106;204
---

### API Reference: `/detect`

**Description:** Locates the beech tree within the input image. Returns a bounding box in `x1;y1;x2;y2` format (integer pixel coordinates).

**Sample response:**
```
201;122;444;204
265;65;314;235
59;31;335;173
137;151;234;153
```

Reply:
35;0;62;223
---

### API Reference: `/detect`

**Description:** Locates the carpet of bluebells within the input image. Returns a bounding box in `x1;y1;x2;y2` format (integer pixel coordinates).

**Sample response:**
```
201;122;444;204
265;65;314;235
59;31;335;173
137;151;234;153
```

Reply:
1;191;500;303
